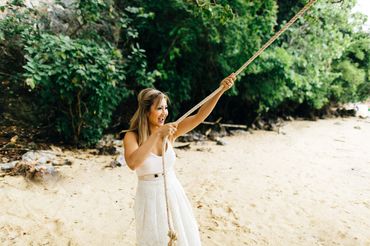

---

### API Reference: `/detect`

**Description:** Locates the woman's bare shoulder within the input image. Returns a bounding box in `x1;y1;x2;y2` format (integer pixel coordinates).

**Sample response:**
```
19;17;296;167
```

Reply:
123;131;138;143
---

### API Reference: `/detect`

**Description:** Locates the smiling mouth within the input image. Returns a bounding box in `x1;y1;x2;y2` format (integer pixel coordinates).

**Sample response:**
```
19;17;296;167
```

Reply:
158;116;165;124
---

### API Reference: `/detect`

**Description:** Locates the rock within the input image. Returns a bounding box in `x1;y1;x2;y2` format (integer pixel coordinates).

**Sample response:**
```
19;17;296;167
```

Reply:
113;140;123;147
284;116;294;121
262;122;272;131
35;165;57;176
109;160;119;168
96;134;115;148
178;132;206;142
22;151;56;163
230;129;249;136
216;139;227;146
276;117;285;125
336;108;356;117
219;126;228;138
269;123;279;132
49;159;73;167
116;155;126;167
10;135;18;143
196;147;212;152
50;145;63;152
96;134;122;155
27;142;38;150
108;155;126;168
98;146;117;155
2;161;58;180
254;119;265;129
250;124;257;130
39;156;49;164
208;131;220;141
0;161;18;171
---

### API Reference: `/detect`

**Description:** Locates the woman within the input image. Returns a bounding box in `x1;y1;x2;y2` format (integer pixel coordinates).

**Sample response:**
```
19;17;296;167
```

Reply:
123;74;235;245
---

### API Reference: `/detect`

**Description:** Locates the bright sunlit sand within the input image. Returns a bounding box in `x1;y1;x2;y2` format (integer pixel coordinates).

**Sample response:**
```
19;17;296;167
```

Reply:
1;117;370;245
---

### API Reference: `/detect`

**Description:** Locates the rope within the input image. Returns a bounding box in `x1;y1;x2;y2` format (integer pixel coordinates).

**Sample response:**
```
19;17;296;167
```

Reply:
161;136;177;245
234;0;318;76
161;0;318;244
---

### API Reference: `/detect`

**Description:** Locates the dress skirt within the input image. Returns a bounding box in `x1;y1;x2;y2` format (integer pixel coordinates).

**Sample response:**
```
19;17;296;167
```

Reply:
134;171;201;246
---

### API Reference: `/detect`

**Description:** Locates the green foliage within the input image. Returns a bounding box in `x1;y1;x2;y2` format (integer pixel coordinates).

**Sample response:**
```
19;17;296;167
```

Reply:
133;0;369;120
238;0;369;115
241;48;295;113
0;0;155;145
275;1;350;109
0;1;37;77
332;33;370;103
1;0;370;145
134;0;278;117
23;34;128;145
253;0;370;115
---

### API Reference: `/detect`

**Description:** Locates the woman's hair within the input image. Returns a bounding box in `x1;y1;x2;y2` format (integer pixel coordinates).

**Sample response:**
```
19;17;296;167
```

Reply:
129;88;169;145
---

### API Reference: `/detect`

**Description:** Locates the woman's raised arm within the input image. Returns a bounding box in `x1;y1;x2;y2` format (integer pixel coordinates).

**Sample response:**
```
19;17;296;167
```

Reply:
172;73;236;141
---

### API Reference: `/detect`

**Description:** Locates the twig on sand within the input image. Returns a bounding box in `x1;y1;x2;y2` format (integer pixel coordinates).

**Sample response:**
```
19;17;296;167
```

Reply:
202;121;248;129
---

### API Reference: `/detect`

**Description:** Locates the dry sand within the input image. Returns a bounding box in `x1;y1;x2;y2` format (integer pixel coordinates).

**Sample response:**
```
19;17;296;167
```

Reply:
1;117;370;246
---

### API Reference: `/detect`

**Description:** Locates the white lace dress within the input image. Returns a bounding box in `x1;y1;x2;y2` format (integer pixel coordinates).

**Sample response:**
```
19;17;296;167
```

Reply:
134;142;201;246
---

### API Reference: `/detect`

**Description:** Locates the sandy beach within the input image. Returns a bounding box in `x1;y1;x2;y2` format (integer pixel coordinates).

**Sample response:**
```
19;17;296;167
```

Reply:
1;117;370;246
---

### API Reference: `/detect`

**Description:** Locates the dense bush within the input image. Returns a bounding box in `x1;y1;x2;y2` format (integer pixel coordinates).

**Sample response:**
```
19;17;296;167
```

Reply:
132;0;278;117
0;0;156;145
332;33;370;103
0;0;369;146
127;0;369;121
23;34;127;145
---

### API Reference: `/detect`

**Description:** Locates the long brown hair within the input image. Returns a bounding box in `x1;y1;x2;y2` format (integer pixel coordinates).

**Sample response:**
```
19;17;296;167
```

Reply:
129;88;169;145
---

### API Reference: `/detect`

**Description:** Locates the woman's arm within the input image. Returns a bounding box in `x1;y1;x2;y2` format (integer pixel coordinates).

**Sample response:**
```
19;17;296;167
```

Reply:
123;131;160;170
123;124;177;170
173;74;236;140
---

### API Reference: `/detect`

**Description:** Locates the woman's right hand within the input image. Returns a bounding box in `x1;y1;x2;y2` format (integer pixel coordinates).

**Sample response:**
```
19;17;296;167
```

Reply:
157;123;178;138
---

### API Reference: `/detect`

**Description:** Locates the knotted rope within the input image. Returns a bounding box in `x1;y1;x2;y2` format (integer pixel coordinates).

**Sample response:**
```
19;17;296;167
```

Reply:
161;0;318;245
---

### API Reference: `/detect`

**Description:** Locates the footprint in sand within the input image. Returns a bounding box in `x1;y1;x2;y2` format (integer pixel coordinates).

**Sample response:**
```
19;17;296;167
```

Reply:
0;225;23;242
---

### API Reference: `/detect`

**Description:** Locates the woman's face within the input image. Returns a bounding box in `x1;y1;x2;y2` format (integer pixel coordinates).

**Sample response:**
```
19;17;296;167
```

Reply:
148;97;168;127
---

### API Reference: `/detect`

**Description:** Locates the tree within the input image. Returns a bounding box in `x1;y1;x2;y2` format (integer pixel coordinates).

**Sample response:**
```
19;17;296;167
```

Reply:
0;0;155;145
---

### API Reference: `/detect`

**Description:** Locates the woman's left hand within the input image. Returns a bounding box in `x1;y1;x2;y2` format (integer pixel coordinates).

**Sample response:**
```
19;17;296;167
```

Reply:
220;73;236;92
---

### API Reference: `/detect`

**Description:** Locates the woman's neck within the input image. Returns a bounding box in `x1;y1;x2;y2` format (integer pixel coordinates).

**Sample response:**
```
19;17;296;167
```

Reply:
149;125;159;135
